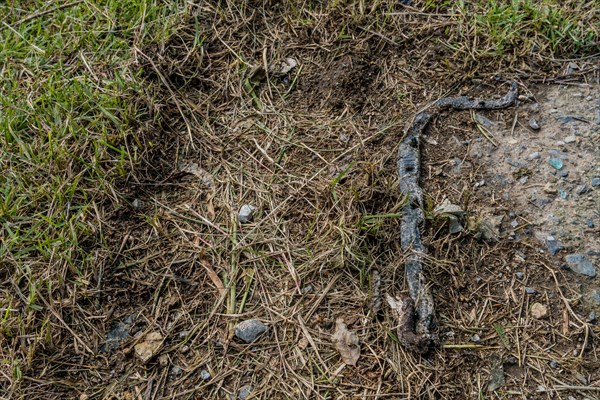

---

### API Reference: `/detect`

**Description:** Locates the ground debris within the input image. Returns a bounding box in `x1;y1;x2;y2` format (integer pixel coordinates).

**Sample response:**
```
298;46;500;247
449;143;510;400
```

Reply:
386;294;435;354
332;318;360;366
134;331;164;364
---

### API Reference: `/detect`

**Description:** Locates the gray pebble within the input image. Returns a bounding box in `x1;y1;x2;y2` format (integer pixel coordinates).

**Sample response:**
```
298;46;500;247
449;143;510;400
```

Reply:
529;118;540;130
592;177;600;187
200;369;211;380
238;204;257;224
171;366;183;375
515;272;524;280
549;360;558;369
238;385;253;400
557;170;569;178
525;287;536;295
546;236;562;256
586;218;595;228
565;254;597;277
527;151;541;161
235;319;267;343
575;184;590;195
471;334;481;342
563;135;576;143
588;311;597;323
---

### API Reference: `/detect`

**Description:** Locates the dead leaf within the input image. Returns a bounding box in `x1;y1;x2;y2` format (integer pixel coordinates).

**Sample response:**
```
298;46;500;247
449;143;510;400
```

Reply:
332;318;360;366
201;259;225;297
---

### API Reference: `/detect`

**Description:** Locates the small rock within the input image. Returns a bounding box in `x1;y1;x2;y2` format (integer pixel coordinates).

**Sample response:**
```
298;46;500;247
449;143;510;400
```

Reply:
557;170;569;178
527;151;541;160
586;218;595;228
471;334;481;342
575;184;590;195
132;199;142;209
592;177;600;187
564;135;576;143
588;311;597;323
235;319;267;343
525;287;536;295
238;204;257;224
565;254;597;277
200;369;211;380
545;236;562;256
238;385;253;400
547;158;563;170
516;272;524;280
171;366;183;375
549;360;558;369
530;303;548;319
134;332;164;364
529;118;540;130
543;183;557;194
558;189;568;199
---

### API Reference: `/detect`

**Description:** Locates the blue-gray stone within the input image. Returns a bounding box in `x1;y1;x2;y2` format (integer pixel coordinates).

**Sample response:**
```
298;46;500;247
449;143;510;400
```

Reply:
200;370;211;380
546;236;562;256
549;360;558;369
516;272;524;280
592;177;600;187
529;118;540;130
587;218;595;228
548;158;564;170
559;190;568;199
575;185;590;195
238;204;257;224
525;287;536;294
557;170;569;178
565;254;597;277
238;385;253;400
235;319;267;343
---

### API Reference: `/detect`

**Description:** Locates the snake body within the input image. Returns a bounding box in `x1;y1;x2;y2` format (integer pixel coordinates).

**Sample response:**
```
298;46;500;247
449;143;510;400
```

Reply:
394;81;518;353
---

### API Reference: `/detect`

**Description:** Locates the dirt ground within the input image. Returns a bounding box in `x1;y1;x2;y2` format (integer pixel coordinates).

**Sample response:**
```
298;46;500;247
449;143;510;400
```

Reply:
5;2;599;400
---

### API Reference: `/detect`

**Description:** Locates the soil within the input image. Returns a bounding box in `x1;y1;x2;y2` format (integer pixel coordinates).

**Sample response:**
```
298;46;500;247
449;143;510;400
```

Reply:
11;4;599;400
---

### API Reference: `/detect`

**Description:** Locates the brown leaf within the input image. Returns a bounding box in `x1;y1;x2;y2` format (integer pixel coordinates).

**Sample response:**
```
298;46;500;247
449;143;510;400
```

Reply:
201;259;225;297
332;318;360;366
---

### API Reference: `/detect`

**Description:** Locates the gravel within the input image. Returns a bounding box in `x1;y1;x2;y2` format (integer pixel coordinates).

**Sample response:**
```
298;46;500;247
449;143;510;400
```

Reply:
235;319;268;343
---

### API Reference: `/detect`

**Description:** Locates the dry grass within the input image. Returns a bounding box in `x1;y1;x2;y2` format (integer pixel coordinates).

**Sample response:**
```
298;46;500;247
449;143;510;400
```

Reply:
1;0;599;399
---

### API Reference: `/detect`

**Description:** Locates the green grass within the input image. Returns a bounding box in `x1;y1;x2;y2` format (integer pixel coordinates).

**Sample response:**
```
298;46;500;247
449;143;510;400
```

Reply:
0;0;185;380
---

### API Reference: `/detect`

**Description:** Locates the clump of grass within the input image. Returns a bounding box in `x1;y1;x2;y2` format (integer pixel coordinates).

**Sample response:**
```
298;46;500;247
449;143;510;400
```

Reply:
0;0;183;390
452;0;598;59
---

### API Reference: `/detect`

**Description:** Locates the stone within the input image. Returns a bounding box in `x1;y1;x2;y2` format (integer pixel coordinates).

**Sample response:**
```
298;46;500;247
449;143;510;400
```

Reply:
547;158;563;170
171;366;183;375
549;360;558;369
565;254;597;277
238;385;253;400
134;332;164;364
515;272;524;280
525;287;536;295
592;177;600;187
529;118;540;130
586;218;595;228
238;204;257;224
530;303;548;319
471;334;481;342
527;151;541;160
545;236;562;256
543;183;557;194
575;185;590;195
101;315;135;352
200;370;211;380
235;319;267;343
564;135;577;143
